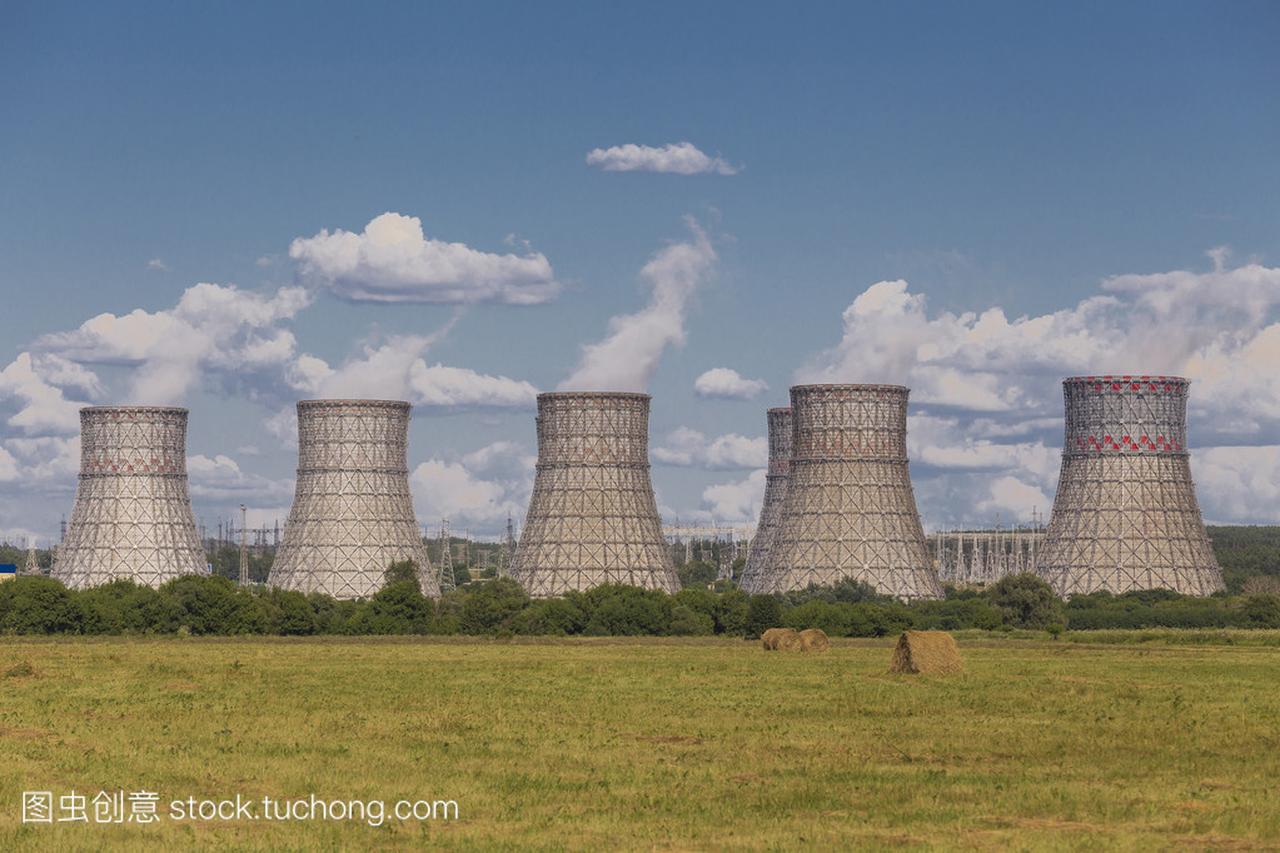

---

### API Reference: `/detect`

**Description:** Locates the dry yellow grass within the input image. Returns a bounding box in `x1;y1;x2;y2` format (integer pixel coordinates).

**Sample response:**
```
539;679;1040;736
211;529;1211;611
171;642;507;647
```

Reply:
2;635;1279;850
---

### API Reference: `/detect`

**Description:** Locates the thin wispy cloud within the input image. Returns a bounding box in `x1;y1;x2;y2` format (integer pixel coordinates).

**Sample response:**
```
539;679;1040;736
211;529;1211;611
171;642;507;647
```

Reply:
560;218;716;392
586;142;739;176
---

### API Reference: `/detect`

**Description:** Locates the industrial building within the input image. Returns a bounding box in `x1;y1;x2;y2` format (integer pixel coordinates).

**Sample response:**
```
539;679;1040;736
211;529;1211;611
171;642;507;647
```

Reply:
739;406;792;594
511;391;679;596
52;406;206;589
1036;376;1224;596
268;399;438;599
767;384;943;600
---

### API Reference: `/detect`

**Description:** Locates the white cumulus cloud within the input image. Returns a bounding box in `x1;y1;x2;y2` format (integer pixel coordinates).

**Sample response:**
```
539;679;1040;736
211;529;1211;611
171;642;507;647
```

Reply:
410;441;535;535
288;331;537;411
187;453;294;504
586;142;739;176
1192;446;1280;523
560;218;716;392
37;283;311;404
0;353;98;435
798;249;1280;526
652;426;768;470
290;212;559;305
693;367;768;400
699;469;767;522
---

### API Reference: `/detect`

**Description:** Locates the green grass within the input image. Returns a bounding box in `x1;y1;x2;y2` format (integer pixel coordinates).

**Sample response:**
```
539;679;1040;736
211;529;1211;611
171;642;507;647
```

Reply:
3;635;1279;850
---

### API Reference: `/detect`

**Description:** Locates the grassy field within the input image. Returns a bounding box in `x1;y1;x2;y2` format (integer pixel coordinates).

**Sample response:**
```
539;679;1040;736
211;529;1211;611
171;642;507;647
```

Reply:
3;635;1279;851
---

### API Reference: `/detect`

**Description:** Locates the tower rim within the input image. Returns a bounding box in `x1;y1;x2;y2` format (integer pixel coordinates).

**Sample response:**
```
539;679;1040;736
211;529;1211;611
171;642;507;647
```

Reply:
789;383;909;394
1063;374;1188;385
538;390;651;402
80;405;189;416
295;398;412;409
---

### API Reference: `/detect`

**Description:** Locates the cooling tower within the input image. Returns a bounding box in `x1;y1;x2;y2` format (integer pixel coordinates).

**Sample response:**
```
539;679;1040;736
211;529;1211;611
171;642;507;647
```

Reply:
738;407;792;594
52;406;206;589
1037;376;1224;596
768;385;943;600
268;400;438;599
511;391;679;596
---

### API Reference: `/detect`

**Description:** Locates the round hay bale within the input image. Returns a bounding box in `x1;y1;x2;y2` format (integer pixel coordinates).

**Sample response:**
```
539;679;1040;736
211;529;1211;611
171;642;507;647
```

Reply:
889;630;962;674
797;628;830;652
774;629;803;652
760;627;800;651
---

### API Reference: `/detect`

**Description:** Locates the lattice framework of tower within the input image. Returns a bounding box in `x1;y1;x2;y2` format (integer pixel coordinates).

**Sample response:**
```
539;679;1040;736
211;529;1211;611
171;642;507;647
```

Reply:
53;406;206;589
767;385;943;600
437;518;457;593
23;540;40;576
1036;375;1224;596
497;515;517;579
511;392;679;596
739;407;792;593
268;400;438;599
933;525;1045;585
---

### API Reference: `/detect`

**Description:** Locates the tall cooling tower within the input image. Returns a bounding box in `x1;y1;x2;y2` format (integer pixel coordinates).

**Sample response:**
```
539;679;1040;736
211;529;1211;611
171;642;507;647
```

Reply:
53;406;205;589
511;392;679;596
738;406;792;594
768;385;943;600
1037;375;1224;596
268;399;438;599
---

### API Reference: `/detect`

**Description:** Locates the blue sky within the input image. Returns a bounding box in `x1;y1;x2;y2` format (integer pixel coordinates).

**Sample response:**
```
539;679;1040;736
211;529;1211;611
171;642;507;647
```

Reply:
2;1;1278;543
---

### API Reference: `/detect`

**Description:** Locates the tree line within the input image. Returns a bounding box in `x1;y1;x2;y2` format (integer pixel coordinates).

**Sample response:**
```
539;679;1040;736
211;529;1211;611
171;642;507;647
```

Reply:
3;564;1279;637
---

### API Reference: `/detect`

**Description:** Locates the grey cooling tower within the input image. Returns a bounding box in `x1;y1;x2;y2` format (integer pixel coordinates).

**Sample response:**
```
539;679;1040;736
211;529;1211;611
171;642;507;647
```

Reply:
53;406;206;589
738;406;792;594
268;399;438;599
1037;375;1224;596
768;384;943;600
511;391;679;597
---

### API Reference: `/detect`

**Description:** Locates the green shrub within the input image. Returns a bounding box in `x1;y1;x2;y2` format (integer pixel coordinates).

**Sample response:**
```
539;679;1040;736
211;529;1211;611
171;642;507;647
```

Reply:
352;581;433;635
743;594;782;639
670;604;715;636
158;575;257;635
1240;594;1280;628
987;573;1064;629
0;576;83;634
459;578;530;634
78;579;179;634
510;598;586;635
580;584;672;636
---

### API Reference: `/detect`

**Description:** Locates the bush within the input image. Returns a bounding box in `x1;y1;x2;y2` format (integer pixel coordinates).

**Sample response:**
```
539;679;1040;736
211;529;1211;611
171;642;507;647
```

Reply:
677;560;718;588
384;560;423;587
459;578;529;634
987;573;1064;629
510;597;587;635
78;579;179;634
257;588;318;635
157;575;256;635
0;577;83;634
580;584;672;636
308;593;359;635
911;597;1003;632
713;587;750;636
352;581;434;635
670;605;714;636
1240;594;1280;628
784;600;853;636
743;594;782;639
